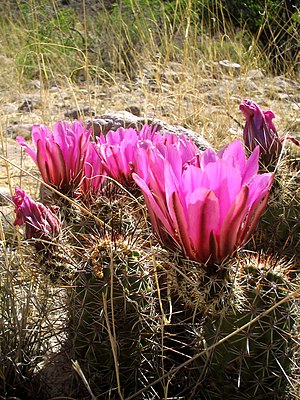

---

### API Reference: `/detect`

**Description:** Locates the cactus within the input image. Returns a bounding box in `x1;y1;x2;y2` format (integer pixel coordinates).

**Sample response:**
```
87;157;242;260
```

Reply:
47;185;159;398
12;122;299;399
165;255;233;315
37;167;299;399
69;235;156;398
196;254;298;400
251;154;300;261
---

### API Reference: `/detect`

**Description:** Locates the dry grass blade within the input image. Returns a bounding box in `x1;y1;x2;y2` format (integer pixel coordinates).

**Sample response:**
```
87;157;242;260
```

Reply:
72;360;97;400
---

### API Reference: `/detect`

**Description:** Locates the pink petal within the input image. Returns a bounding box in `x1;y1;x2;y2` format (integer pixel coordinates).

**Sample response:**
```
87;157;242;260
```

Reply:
242;145;260;185
239;192;270;244
218;139;246;172
132;173;174;235
199;147;218;169
16;136;37;161
218;185;249;260
186;188;219;262
167;190;192;257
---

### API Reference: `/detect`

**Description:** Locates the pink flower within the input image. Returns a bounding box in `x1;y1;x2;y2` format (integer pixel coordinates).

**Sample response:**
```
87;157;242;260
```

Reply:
96;127;141;187
239;99;281;165
96;125;199;188
79;142;106;196
133;140;273;264
240;100;300;166
12;187;61;240
152;133;200;164
136;132;200;184
240;100;282;165
17;121;92;194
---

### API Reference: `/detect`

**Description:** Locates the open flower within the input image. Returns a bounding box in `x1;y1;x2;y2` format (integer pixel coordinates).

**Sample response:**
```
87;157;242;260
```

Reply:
80;142;106;196
133;140;273;264
17;121;91;194
96;127;140;187
12;187;61;240
96;124;199;188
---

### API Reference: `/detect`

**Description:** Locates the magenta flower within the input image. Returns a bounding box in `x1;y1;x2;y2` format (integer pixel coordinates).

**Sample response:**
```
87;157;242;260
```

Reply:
96;127;140;187
17;121;92;194
12;187;61;240
239;99;281;165
240;99;300;166
96;125;199;188
152;133;200;164
80;142;106;196
133;140;273;264
139;125;199;160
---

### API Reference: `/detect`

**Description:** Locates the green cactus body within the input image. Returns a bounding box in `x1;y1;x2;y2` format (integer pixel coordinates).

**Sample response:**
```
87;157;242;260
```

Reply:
164;255;234;316
252;161;300;261
197;256;298;400
70;237;156;398
137;256;235;398
23;181;299;399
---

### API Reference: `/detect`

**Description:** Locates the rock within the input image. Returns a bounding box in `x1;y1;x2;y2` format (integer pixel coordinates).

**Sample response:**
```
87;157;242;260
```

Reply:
55;102;66;109
18;99;33;112
162;70;181;84
26;80;41;89
0;55;13;64
247;69;264;79
291;103;300;111
92;92;107;99
0;187;11;205
273;76;300;90
64;106;94;119
88;111;211;151
89;113;134;136
90;118;114;135
1;103;18;114
7;123;33;139
125;106;141;117
49;85;59;93
244;79;259;92
277;93;292;101
57;92;71;100
219;60;241;72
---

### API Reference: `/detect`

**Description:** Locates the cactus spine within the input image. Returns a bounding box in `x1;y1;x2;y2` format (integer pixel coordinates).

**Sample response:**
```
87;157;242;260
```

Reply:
197;255;298;399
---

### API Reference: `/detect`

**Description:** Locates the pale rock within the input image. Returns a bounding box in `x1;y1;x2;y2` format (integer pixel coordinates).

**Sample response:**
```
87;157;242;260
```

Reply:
56;92;71;100
49;85;59;93
0;55;13;64
0;187;11;205
244;79;259;91
219;60;241;72
7;123;33;139
26;80;41;89
1;103;18;114
247;69;264;79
